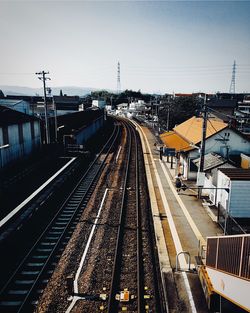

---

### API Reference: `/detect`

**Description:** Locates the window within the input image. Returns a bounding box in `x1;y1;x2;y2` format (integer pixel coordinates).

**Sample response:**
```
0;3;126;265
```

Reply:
189;159;198;172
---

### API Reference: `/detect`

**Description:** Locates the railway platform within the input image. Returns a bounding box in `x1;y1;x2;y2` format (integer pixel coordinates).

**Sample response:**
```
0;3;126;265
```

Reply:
136;123;224;313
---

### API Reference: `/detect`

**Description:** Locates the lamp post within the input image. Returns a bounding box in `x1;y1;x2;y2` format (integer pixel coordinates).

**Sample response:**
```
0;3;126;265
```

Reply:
56;125;65;143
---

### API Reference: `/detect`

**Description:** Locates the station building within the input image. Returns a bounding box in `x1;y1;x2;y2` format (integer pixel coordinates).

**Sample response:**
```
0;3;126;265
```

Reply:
160;116;250;181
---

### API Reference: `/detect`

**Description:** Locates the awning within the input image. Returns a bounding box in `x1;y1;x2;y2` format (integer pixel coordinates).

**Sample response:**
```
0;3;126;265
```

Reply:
160;131;192;152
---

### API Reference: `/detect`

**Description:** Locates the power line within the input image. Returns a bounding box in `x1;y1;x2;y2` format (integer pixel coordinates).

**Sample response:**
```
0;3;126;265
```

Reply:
0;72;34;75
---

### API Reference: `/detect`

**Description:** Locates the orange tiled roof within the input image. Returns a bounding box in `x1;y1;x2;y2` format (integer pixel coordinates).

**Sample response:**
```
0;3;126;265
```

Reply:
173;117;228;144
160;131;192;152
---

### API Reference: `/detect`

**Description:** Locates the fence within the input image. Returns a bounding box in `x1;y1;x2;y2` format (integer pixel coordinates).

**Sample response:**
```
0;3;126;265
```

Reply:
206;234;250;280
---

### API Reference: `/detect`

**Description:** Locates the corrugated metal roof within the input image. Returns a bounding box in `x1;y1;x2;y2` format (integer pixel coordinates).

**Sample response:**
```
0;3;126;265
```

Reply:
219;168;250;180
173;116;228;144
193;153;230;171
160;131;192;152
57;109;104;134
216;163;236;170
53;96;80;105
0;105;38;126
208;99;237;108
0;99;23;106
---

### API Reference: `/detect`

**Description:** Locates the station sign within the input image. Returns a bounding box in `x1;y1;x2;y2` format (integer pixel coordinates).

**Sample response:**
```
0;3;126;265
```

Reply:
164;148;176;156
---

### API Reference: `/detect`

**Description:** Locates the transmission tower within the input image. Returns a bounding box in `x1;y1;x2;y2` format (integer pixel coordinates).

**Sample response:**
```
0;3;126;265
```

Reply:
117;61;121;94
229;60;236;94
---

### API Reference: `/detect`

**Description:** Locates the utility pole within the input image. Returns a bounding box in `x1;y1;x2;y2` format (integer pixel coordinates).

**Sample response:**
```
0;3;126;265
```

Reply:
36;71;51;144
166;105;170;132
198;94;208;198
165;96;171;132
199;95;208;173
53;97;58;142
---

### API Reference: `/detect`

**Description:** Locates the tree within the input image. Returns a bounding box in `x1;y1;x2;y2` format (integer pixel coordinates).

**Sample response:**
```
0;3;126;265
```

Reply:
87;89;158;107
159;96;197;131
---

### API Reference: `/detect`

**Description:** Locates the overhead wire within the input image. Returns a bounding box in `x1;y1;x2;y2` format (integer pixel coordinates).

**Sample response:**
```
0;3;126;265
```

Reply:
1;64;250;76
207;118;228;141
0;72;35;75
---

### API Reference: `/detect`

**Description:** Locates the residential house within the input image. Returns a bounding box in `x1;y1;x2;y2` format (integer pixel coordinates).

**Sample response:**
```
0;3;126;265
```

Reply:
92;100;106;109
207;98;238;121
115;103;128;116
160;116;250;180
234;95;250;134
128;100;149;117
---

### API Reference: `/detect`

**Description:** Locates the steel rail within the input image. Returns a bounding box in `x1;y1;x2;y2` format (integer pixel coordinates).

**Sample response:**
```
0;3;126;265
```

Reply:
128;119;145;313
107;121;131;312
107;120;145;313
0;122;120;313
133;124;145;313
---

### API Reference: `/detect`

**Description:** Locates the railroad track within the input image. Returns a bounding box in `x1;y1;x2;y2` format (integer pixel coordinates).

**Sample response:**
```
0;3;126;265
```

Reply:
107;120;161;313
0;123;121;313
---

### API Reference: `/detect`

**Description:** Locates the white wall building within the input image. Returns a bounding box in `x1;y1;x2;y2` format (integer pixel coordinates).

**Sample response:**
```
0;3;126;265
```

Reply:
216;168;250;218
161;117;250;180
184;128;250;180
92;100;106;109
129;100;146;112
115;103;128;116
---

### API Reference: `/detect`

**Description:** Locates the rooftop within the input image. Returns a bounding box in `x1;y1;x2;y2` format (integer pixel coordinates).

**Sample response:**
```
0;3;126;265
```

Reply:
193;153;234;171
160;131;191;152
173;116;228;144
0;99;25;106
219;168;250;180
53;96;80;105
57;108;104;134
208;99;238;108
0;106;38;126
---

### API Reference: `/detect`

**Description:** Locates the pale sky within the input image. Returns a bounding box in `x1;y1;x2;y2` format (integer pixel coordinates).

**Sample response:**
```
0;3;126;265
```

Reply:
0;0;250;94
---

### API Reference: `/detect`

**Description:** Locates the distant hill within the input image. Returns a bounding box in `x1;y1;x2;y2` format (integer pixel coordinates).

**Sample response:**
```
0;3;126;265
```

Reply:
0;85;99;97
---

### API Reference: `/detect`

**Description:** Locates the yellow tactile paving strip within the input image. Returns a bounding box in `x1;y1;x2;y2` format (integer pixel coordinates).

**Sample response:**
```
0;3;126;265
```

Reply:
135;122;198;312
